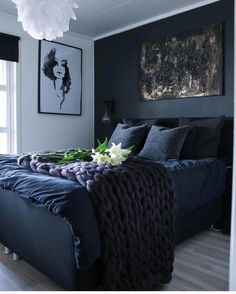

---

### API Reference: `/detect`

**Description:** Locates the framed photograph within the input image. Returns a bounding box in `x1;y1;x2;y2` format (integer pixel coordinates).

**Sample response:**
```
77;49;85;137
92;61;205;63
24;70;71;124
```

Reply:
38;40;82;115
139;23;223;101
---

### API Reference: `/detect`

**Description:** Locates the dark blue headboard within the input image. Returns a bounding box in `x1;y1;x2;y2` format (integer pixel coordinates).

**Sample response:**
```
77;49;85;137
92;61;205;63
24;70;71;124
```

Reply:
116;117;233;165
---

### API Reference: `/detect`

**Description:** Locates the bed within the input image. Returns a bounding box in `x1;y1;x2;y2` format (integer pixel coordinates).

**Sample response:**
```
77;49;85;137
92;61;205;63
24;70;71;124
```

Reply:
0;117;232;290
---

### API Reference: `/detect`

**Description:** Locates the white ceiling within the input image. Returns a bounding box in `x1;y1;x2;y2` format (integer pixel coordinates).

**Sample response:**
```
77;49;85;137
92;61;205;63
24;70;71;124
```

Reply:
0;0;219;39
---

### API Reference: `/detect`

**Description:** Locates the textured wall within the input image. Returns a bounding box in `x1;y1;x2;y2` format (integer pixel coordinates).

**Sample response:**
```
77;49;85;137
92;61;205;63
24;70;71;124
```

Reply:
95;0;234;141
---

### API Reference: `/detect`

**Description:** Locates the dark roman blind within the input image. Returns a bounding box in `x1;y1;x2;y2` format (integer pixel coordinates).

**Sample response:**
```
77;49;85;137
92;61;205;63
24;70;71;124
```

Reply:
0;33;20;62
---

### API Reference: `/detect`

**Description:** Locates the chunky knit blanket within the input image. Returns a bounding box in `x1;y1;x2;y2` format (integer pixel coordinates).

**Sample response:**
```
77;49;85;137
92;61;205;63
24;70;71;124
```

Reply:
18;153;175;290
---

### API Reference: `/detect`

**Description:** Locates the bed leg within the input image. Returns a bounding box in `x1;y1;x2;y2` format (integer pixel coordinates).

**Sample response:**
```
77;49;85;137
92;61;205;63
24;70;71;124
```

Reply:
3;247;11;255
12;253;20;261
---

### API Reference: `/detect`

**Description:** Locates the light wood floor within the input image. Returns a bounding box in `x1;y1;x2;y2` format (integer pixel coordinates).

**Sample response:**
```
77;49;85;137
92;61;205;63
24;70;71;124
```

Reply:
161;230;230;291
0;230;230;291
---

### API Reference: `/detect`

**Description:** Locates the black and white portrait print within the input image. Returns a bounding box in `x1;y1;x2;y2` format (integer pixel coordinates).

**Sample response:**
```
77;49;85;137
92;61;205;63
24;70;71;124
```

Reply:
38;40;82;115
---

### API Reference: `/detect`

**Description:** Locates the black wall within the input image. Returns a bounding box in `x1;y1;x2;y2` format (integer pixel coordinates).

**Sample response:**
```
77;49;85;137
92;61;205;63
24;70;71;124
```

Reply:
95;0;234;141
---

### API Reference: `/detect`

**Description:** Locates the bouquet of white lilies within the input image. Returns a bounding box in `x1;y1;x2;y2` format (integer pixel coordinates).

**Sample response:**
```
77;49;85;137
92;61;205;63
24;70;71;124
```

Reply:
37;138;133;166
91;142;132;166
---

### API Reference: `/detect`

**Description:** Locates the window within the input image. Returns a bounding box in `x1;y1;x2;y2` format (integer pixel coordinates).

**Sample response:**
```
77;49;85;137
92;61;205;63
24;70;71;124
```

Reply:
0;59;17;154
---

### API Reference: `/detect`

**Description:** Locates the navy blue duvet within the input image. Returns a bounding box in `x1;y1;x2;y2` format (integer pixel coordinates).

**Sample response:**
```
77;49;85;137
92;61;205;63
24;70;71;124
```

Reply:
0;155;226;269
160;158;226;217
0;155;101;269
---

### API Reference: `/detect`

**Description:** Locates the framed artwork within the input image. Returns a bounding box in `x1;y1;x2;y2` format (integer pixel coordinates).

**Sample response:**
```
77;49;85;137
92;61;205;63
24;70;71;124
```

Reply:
139;23;223;101
38;40;82;115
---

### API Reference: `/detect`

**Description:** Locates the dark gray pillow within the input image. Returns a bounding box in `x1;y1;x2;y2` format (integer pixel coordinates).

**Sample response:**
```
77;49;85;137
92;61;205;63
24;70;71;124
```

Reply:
138;125;189;161
108;123;148;152
179;116;225;159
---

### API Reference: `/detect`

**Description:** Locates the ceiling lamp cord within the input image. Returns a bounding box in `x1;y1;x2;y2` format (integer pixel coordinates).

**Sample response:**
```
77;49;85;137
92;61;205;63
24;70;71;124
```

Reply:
11;0;79;41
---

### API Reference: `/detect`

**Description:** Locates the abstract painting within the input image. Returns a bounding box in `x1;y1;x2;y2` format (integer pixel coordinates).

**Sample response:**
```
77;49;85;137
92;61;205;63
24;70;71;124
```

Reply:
139;24;223;100
38;40;82;115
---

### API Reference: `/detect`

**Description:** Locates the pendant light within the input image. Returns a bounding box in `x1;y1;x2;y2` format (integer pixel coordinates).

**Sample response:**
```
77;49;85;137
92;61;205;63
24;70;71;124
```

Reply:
11;0;79;41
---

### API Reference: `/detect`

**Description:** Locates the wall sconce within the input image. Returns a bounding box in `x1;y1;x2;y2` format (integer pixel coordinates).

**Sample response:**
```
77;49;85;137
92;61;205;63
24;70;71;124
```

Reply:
102;99;114;123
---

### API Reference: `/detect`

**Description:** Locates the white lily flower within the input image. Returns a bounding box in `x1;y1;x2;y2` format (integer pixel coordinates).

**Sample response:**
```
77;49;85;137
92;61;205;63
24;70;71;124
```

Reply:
92;142;132;166
106;142;124;158
92;153;111;165
110;156;126;166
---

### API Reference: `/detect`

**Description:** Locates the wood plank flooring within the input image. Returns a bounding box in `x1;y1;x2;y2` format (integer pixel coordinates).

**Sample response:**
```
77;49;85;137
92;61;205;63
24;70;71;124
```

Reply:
161;230;230;291
0;230;230;291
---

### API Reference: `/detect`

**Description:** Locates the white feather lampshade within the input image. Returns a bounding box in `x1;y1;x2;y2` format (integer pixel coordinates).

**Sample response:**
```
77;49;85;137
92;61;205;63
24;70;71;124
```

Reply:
11;0;79;41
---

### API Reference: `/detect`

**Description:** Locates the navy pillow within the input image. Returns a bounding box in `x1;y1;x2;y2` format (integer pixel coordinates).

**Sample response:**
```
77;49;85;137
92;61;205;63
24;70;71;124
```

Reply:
179;116;225;159
108;123;148;152
138;125;189;161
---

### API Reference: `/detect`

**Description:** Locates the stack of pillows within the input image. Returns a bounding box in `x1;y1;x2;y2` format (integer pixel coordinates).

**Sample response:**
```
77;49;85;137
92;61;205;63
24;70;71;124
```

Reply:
108;116;225;161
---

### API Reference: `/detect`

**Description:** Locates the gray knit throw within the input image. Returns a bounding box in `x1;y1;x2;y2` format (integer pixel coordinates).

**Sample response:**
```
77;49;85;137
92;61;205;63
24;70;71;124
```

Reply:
18;153;175;290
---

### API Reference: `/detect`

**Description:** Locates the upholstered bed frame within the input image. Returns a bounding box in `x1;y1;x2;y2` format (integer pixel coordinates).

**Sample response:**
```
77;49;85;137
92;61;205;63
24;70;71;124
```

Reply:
0;117;233;290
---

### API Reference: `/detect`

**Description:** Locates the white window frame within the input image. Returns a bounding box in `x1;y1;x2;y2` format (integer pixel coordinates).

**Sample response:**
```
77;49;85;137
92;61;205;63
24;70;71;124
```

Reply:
0;60;17;154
